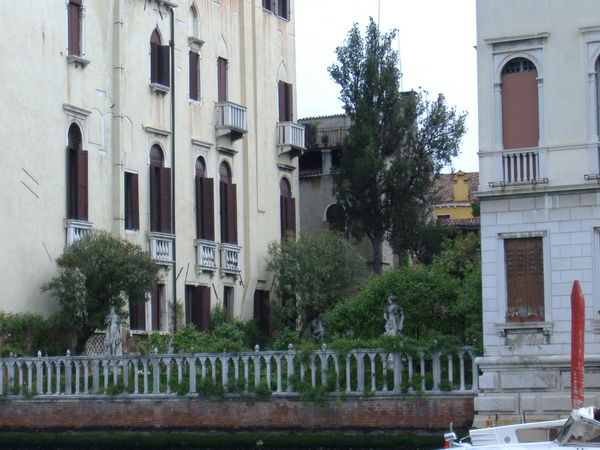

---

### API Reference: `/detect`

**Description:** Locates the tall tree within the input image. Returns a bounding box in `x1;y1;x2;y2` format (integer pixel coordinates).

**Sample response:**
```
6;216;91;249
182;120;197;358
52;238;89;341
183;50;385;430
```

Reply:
328;19;466;272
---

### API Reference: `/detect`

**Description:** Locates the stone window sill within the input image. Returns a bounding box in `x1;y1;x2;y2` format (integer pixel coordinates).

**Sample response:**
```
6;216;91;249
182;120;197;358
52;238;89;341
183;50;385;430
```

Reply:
496;321;553;337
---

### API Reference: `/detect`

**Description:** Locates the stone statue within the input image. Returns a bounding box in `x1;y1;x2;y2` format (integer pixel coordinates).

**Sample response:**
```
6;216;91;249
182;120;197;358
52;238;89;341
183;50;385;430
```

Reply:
311;316;325;340
105;306;123;356
383;295;404;336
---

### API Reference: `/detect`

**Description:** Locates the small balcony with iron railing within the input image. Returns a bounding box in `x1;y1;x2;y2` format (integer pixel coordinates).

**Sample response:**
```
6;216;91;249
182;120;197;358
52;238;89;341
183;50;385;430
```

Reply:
65;219;93;246
147;232;175;264
277;122;305;157
216;102;247;141
489;150;548;188
195;239;218;274
220;243;241;278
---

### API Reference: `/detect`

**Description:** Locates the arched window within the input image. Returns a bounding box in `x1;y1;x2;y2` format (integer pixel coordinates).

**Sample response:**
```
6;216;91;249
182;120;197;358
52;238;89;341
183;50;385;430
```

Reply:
219;162;237;244
189;5;200;39
150;29;170;87
325;204;345;232
280;178;296;238
149;145;171;233
195;157;214;240
501;57;539;149
67;123;88;221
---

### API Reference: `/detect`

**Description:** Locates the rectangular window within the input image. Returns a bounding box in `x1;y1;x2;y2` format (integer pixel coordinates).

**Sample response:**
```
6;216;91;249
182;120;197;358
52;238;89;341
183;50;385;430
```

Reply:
253;290;270;335
196;176;215;240
189;51;199;100
505;237;544;322
278;81;293;122
124;172;139;231
129;295;147;331
277;0;289;20
67;147;88;221
217;57;228;102
224;286;234;321
150;166;172;233
68;0;82;56
186;285;211;331
151;284;165;331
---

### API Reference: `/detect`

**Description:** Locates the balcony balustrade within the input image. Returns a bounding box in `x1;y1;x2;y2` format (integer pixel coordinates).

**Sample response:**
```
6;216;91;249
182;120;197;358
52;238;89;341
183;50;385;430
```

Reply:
148;232;175;264
216;101;247;140
220;242;241;277
65;219;93;246
489;150;548;188
277;122;305;156
195;239;218;273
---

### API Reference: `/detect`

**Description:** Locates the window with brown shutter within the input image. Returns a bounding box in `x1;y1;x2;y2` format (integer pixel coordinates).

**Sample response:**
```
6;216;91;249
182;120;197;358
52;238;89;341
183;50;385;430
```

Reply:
219;162;237;244
149;145;172;233
195;157;215;240
187;285;211;331
129;295;146;331
224;286;234;321
253;290;270;335
68;0;82;56
280;178;295;238
124;172;139;231
278;81;293;122
217;57;228;102
150;30;170;87
151;284;165;331
501;58;539;150
189;51;199;100
505;237;544;322
67;124;88;221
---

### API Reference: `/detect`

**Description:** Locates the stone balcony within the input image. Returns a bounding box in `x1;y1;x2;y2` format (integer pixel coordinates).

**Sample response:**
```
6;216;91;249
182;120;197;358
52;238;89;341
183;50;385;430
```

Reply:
195;239;218;274
216;101;247;141
147;232;175;264
277;122;305;157
220;242;241;278
65;219;93;246
489;149;548;188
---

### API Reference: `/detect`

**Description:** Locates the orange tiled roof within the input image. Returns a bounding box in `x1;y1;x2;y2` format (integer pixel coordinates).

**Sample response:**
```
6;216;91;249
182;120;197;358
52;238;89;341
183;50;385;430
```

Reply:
434;172;479;203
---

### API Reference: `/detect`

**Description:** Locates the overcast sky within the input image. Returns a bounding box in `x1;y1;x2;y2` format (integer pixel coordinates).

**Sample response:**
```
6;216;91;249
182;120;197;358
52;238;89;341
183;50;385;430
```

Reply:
295;0;478;173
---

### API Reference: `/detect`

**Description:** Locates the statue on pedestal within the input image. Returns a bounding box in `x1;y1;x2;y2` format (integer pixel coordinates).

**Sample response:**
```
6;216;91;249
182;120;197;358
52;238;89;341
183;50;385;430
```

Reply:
383;295;404;336
105;306;123;356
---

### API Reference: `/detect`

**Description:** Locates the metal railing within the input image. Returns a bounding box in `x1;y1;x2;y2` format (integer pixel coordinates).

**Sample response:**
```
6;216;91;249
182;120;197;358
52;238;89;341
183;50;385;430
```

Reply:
0;346;476;398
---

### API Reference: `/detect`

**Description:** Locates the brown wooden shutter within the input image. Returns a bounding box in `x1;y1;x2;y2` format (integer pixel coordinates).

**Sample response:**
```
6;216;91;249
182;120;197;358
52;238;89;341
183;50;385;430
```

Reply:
129;296;146;331
502;70;539;149
189;51;198;100
285;82;293;121
190;285;210;331
227;183;238;244
150;166;160;232
68;148;77;219
280;195;286;238
77;149;88;221
68;1;81;56
159;167;172;233
285;197;296;236
158;45;170;87
150;43;159;83
151;285;162;331
202;178;215;240
217;57;227;102
130;173;139;230
278;81;286;122
220;181;228;242
505;237;544;321
195;176;203;239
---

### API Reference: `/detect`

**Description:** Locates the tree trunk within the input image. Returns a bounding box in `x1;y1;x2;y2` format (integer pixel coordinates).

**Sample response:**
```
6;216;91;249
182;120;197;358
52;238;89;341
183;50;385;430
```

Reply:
371;237;382;274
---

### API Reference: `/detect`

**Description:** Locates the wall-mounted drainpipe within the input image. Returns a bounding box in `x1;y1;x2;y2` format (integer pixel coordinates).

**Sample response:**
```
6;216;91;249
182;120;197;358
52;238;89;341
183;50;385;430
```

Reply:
169;6;177;332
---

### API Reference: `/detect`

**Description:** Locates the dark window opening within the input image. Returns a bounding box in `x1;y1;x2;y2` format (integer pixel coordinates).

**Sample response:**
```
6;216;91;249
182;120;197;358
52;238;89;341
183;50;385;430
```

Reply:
150;29;170;87
149;145;172;233
278;81;293;122
224;286;234;321
219;162;237;244
189;51;199;100
67;124;88;221
151;284;165;331
217;57;228;102
277;0;289;20
124;172;139;231
129;295;146;331
68;0;82;56
253;290;270;335
280;178;296;238
505;237;544;322
195;157;214;240
325;204;345;232
299;150;323;176
331;148;341;171
186;284;211;331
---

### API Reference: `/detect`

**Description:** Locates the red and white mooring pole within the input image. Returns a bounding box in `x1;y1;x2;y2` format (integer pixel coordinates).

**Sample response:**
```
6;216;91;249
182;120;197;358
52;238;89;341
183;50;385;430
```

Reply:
571;280;585;409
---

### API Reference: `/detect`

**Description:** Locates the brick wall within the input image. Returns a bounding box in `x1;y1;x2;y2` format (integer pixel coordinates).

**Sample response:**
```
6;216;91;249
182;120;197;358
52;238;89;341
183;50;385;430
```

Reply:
0;396;474;432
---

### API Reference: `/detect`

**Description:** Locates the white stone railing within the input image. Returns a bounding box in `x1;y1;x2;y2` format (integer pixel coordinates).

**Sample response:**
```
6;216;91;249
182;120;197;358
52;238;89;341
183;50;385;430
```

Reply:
65;219;93;246
0;346;477;397
492;150;548;187
216;101;247;134
277;122;305;152
220;243;241;275
148;232;175;263
195;239;217;273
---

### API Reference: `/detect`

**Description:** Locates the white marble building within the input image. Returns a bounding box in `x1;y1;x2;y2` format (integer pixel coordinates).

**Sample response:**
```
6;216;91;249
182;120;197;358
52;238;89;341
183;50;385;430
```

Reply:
1;0;303;336
476;0;600;424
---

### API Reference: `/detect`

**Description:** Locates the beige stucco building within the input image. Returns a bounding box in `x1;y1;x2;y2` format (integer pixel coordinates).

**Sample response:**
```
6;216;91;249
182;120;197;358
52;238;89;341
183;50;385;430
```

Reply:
1;0;303;334
476;0;600;423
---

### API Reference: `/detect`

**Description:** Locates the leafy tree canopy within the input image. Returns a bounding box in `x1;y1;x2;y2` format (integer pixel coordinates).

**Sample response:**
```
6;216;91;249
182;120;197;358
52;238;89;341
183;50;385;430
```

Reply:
266;231;369;337
42;231;159;353
328;18;466;271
